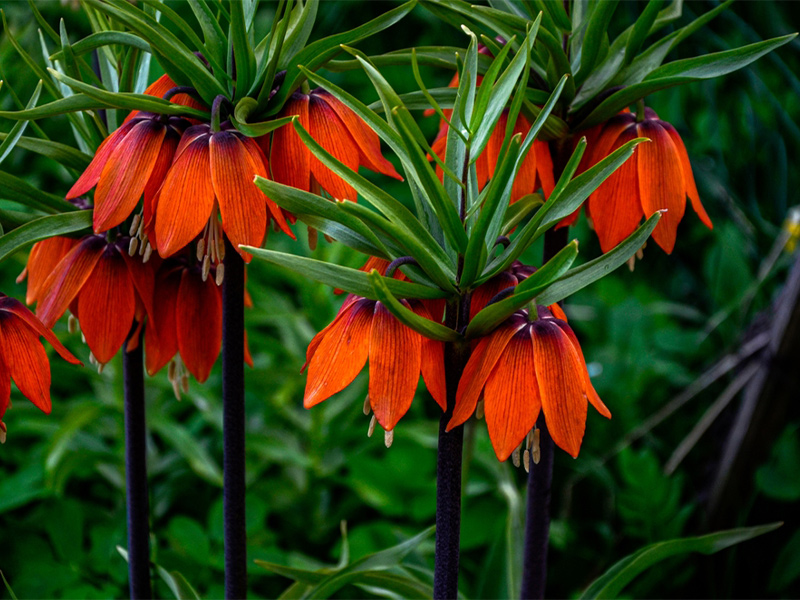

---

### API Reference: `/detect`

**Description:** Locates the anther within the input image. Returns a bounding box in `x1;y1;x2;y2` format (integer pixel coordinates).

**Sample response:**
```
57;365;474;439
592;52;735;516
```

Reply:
202;256;211;281
129;214;141;237
138;236;147;256
362;395;371;416
307;226;318;251
172;378;182;401
181;374;189;394
532;428;541;465
68;315;78;334
197;239;205;261
523;449;531;473
88;352;96;366
168;360;177;381
512;445;521;468
97;362;104;375
128;237;139;256
81;333;86;343
217;238;225;260
367;414;377;438
215;263;225;286
143;243;152;263
384;429;394;448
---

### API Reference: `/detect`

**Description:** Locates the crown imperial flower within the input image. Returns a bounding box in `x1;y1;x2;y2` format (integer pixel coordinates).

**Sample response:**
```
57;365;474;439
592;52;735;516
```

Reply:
448;305;609;460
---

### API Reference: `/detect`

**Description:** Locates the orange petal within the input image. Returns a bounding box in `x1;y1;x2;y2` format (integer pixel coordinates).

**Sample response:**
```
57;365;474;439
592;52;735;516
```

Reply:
0;352;10;419
121;252;156;333
0;316;52;413
25;237;78;306
368;303;422;431
93;119;167;232
66;120;137;199
469;272;517;321
636;121;686;254
552;320;610;419
587;127;644;253
410;301;447;411
548;303;568;322
0;296;80;365
155;134;215;257
533;140;555;198
663;122;713;230
484;329;541;461
303;295;362;369
315;90;402;180
176;268;221;382
210;131;267;254
36;236;105;327
143;126;181;215
240;136;294;239
307;93;359;201
270;94;311;192
448;320;524;430
531;321;587;458
145;269;180;376
77;247;136;364
304;300;373;408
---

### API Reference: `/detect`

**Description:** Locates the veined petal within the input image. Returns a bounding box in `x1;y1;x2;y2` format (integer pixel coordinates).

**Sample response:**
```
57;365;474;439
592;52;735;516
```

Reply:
0;352;10;419
662;122;713;229
304;300;373;408
314;90;402;180
240;135;294;239
552;319;610;418
587;127;644;253
484;329;540;461
448;320;524;430
368;302;422;431
77;247;136;364
36;236;105;327
303;295;362;368
531;321;587;458
145;270;180;376
308;93;359;201
533;141;555;198
0;297;80;365
271;94;311;192
469;271;517;321
66;120;137;199
93;119;167;232
176;268;221;382
144;126;181;215
155;135;215;257
636;121;686;254
410;300;446;411
210;131;267;255
121;251;156;331
125;74;205;124
25;237;78;305
0;316;52;414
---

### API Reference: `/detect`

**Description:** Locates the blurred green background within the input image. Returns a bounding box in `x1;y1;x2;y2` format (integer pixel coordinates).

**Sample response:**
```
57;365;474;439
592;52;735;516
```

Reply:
1;1;799;598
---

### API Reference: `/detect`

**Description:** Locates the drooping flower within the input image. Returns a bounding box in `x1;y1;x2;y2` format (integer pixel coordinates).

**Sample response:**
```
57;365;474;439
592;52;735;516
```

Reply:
35;235;155;366
303;262;446;435
449;305;609;460
144;255;253;397
268;88;402;201
151;122;294;263
66;112;191;234
577;108;713;254
0;293;81;441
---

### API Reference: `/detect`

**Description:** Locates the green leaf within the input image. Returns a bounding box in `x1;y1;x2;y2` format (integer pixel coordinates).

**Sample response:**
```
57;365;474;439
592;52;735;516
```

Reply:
580;523;782;599
232;99;293;136
150;419;224;487
623;0;663;67
536;212;662;306
230;0;256;99
0;571;18;600
47;69;210;119
577;33;797;129
270;1;416;113
0;134;91;171
187;0;227;71
0;171;80;214
465;240;578;339
327;45;494;73
48;31;150;61
302;527;435;599
576;0;618;84
287;118;457;289
369;272;460;342
0;81;41;166
117;547;201;600
243;247;451;300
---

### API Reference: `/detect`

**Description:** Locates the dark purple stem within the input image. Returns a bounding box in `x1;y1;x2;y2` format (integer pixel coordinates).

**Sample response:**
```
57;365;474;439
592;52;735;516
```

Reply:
222;238;247;599
123;328;152;599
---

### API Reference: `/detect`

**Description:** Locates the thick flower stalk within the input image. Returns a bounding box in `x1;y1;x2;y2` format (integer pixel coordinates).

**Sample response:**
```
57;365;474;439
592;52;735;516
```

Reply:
0;294;81;441
270;88;402;201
